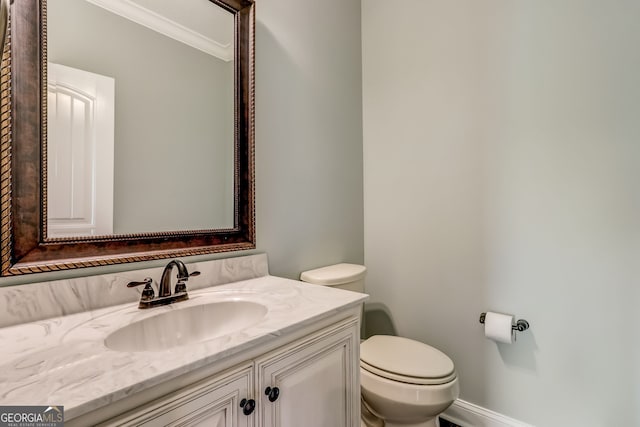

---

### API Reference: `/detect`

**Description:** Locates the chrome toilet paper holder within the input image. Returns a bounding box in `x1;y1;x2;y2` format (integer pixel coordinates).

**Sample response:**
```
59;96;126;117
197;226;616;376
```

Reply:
479;312;530;332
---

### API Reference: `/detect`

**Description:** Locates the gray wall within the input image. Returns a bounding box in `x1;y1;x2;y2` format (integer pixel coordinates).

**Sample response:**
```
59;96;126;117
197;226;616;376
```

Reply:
362;1;640;426
254;0;364;278
0;0;363;286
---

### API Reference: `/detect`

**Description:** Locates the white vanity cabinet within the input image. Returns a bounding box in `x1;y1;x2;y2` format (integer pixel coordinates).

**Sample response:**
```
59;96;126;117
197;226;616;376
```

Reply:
255;319;359;427
96;316;360;427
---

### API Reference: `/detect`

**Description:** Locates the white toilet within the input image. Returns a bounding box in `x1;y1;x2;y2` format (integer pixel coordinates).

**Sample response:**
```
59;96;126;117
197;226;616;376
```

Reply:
300;264;459;427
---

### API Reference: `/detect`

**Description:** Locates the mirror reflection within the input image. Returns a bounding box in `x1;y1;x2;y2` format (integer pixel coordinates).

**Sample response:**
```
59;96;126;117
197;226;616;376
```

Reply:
47;0;235;238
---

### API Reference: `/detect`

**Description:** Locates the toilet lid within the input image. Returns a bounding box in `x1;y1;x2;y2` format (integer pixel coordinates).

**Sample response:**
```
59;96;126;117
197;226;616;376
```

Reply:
360;336;456;385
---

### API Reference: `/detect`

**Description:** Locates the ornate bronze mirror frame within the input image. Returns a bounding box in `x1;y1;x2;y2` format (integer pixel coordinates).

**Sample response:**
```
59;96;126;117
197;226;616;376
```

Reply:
0;0;255;275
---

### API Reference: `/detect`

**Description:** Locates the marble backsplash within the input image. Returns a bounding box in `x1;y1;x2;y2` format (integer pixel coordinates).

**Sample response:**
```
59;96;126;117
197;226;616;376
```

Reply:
0;253;269;329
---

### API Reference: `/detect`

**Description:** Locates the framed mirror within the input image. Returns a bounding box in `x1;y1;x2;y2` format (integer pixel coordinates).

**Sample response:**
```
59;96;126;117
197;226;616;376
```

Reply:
0;0;255;276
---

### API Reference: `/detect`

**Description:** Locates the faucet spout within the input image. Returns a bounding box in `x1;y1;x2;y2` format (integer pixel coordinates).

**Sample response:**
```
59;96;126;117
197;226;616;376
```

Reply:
159;260;189;297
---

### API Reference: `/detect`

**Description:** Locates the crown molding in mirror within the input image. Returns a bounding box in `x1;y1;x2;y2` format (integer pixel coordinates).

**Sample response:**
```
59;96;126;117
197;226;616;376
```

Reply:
0;0;255;276
85;0;234;62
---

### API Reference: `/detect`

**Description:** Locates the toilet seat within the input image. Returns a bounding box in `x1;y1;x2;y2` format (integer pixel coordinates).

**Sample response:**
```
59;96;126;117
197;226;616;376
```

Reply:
361;360;456;385
360;336;456;385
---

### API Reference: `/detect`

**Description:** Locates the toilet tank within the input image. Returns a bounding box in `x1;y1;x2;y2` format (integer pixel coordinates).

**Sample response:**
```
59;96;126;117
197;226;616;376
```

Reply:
299;263;366;293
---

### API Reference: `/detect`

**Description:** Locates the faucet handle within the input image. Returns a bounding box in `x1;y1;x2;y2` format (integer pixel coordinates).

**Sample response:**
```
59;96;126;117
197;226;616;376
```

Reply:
127;277;153;287
127;277;155;301
174;281;187;294
174;271;200;294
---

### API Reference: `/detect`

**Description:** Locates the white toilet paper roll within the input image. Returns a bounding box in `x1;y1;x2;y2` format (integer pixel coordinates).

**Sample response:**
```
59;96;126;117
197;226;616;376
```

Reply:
484;311;515;344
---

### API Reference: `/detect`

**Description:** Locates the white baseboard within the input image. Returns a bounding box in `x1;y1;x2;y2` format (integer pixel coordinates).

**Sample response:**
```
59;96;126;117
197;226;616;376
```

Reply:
442;399;535;427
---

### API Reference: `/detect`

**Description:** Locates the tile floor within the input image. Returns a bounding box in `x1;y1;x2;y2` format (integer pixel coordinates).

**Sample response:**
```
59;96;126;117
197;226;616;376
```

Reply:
439;417;463;427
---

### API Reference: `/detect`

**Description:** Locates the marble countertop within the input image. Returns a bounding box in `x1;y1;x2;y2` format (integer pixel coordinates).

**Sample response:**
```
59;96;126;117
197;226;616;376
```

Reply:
0;275;366;419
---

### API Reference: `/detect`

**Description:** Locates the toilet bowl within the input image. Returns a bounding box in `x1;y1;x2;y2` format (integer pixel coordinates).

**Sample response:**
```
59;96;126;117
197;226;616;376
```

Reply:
360;335;459;427
300;264;460;427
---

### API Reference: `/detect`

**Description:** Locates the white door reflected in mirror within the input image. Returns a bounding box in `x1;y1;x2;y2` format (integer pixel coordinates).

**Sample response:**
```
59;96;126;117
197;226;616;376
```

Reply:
47;63;115;237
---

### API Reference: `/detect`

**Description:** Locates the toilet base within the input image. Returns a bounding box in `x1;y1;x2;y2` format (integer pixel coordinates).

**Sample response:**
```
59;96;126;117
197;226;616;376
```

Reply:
362;416;439;427
383;417;439;427
360;368;458;427
361;398;384;427
361;398;441;427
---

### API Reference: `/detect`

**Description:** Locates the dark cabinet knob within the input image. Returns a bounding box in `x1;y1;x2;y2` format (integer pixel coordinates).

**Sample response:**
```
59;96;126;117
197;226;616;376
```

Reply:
239;398;256;416
265;386;280;402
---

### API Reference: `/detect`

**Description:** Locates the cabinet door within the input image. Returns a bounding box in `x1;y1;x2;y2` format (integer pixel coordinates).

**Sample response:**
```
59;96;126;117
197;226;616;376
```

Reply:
100;364;254;427
255;318;359;427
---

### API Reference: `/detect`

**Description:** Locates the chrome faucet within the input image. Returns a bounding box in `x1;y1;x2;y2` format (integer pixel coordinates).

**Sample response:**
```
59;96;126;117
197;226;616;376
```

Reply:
127;259;200;309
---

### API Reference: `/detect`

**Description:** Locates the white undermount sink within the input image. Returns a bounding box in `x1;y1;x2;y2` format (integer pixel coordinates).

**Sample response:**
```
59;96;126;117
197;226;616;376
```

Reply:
104;300;268;352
